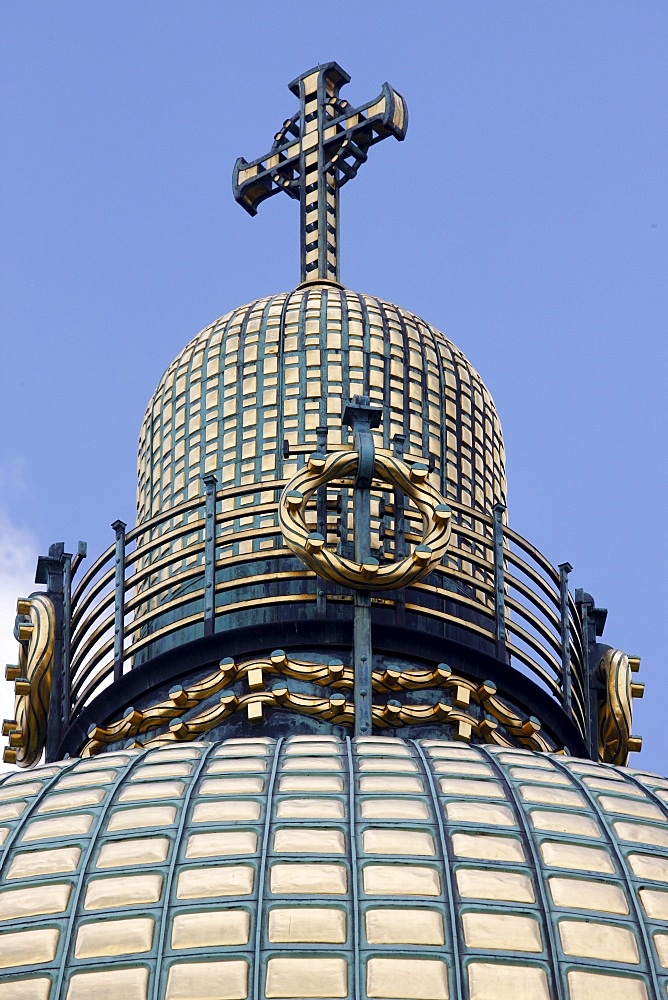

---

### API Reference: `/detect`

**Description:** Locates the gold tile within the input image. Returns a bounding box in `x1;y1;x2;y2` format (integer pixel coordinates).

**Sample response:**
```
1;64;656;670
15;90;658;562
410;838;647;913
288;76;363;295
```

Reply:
655;932;668;968
366;957;449;999
365;908;444;945
497;753;554;768
119;780;185;802
270;862;347;894
558;918;639;962
426;745;481;761
598;795;663;820
362;828;435;857
75;917;154;958
186;831;258;858
279;775;344;793
468;962;549;1000
22;813;93;842
96;836;169;868
144;747;200;763
207;758;268;774
176;865;255;899
171;909;250;948
283;756;343;771
192;800;260;823
58;771;117;789
462;912;542;952
74;753;131;770
548;875;628;914
628;853;668;882
276;798;345;820
215;740;273;755
456;868;535;903
360;775;423;794
433;761;493;777
639;887;668;920
285;742;340;756
529;809;599;838
439;779;504;799
84;873;163;910
567;970;648;1000
107;805;177;832
445;801;514;827
363;864;440;896
7;846;81;879
0;802;26;821
451;833;524;862
583;776;637;794
66;967;150;1000
0;782;41;801
0;883;71;921
519;785;585;808
265;957;347;998
613;821;668;848
0;927;59;969
359;758;419;773
268;906;346;943
273;828;345;854
37;789;105;812
509;767;570;785
0;978;51;1000
130;762;192;780
360;798;429;821
540;841;615;874
199;777;265;796
165;960;248;999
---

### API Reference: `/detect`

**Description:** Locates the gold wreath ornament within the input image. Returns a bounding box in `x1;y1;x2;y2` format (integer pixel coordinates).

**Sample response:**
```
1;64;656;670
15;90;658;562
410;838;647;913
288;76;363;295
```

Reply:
279;450;452;590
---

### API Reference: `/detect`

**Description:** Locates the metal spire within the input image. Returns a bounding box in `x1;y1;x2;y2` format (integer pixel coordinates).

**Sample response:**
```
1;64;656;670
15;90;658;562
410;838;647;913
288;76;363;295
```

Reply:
233;62;408;284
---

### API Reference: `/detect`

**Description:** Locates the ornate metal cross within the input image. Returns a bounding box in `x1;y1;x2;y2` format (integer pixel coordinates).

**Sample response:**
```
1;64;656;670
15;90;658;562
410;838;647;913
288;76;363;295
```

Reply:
233;62;408;284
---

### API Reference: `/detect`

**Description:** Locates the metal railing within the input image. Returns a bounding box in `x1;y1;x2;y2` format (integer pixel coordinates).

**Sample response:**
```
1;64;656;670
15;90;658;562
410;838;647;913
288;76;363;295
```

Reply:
64;477;588;741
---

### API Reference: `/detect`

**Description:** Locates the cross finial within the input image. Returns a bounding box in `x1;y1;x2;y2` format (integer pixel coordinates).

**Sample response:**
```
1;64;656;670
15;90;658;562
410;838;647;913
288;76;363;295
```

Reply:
233;62;408;284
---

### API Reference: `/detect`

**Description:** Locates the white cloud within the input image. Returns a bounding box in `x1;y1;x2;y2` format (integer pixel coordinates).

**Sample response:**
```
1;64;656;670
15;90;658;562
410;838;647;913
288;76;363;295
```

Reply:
0;508;40;773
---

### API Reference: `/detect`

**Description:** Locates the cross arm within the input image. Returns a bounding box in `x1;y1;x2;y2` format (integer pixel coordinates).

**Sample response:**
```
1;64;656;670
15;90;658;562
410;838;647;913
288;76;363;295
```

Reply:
233;147;301;216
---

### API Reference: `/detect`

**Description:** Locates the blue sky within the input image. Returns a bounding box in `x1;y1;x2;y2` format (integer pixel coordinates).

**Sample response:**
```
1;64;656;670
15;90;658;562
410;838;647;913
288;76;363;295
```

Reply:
1;2;666;771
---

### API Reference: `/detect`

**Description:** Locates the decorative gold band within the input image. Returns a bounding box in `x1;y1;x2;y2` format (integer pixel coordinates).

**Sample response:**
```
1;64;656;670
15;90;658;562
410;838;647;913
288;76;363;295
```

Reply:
83;651;557;757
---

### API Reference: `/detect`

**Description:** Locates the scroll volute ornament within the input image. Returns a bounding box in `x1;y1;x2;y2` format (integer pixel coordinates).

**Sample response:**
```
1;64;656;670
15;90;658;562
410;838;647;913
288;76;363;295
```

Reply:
278;449;452;590
3;594;56;767
597;648;643;766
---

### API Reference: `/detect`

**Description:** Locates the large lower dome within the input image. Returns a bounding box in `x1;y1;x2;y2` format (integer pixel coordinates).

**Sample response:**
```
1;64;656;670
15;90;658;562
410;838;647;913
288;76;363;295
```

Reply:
1;738;666;999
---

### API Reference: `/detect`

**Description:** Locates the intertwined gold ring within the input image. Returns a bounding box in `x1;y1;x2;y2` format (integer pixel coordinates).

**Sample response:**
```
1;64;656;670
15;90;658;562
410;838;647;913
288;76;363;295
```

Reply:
279;450;451;591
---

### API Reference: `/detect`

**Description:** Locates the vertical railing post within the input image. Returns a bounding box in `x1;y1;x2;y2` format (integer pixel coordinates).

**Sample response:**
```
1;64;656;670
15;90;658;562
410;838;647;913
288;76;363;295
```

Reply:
36;543;65;761
343;397;382;737
61;551;72;726
203;474;217;637
111;520;126;682
559;561;573;717
392;433;406;627
316;426;329;618
492;503;507;660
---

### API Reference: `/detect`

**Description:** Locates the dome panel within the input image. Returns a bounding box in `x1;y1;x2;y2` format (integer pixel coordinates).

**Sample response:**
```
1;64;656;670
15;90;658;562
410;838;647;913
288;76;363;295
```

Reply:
0;739;666;998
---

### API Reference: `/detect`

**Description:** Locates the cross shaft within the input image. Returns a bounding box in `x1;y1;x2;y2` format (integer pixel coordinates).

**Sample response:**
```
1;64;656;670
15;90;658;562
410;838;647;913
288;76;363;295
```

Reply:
233;62;407;283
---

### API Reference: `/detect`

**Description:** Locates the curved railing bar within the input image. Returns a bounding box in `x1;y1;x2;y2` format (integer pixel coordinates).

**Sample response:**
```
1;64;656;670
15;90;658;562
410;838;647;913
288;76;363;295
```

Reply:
503;525;561;585
504;549;562;609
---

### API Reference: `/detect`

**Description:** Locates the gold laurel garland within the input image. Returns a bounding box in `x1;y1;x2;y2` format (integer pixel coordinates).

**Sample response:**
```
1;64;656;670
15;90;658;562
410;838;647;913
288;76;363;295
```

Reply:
597;648;642;766
278;450;452;590
3;595;56;768
82;651;557;757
